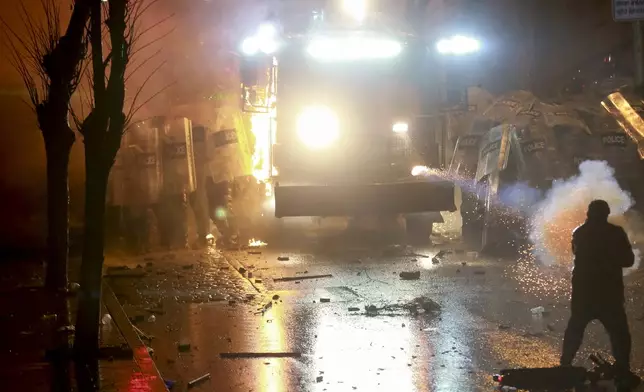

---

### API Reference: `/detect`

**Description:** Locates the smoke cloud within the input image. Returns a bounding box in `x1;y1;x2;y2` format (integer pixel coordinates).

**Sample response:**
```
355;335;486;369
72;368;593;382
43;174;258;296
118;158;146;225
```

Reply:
529;160;640;275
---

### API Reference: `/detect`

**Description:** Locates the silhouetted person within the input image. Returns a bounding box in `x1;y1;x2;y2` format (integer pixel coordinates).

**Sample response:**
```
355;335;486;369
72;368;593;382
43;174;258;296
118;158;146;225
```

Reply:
561;199;634;374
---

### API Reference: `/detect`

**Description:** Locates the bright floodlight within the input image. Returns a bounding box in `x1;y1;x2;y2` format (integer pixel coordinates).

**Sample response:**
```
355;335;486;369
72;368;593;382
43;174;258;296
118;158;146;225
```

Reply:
392;122;409;133
241;37;259;55
241;23;279;55
307;36;402;61
297;106;340;149
257;23;277;39
436;35;481;55
343;0;366;22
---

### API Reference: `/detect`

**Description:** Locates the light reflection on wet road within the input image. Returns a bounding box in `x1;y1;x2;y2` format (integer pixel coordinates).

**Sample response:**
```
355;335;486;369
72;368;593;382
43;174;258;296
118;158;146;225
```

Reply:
104;228;644;391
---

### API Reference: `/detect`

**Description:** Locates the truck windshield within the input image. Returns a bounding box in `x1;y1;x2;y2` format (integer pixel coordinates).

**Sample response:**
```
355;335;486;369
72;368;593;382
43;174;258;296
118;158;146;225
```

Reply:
279;52;418;114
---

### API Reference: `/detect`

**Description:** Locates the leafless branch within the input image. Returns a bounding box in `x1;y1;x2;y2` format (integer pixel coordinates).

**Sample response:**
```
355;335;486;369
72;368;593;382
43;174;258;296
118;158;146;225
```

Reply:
124;59;166;121
129;26;174;59
125;47;161;82
0;0;65;108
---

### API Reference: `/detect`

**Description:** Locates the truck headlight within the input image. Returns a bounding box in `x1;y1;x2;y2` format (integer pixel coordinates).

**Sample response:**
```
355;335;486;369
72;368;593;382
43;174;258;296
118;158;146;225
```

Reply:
392;121;409;133
297;106;339;149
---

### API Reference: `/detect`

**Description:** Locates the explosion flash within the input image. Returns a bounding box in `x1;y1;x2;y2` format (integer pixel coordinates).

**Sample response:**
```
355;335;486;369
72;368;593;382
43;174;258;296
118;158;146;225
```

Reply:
530;161;638;274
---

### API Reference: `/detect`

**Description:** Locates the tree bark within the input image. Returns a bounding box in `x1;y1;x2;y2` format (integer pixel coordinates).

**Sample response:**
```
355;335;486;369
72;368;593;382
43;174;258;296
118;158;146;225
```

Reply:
74;155;109;358
43;126;75;292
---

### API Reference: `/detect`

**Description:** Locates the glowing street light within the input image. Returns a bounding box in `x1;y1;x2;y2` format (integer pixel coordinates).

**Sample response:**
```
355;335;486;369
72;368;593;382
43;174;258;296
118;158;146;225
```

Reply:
436;35;481;55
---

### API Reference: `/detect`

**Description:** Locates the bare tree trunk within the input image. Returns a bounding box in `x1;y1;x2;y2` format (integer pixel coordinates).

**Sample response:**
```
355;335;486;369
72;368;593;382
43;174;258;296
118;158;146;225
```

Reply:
74;154;109;358
43;127;75;291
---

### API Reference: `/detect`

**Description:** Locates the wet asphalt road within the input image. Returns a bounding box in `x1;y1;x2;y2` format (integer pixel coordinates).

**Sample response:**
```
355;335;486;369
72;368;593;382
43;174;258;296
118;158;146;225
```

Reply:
104;225;644;392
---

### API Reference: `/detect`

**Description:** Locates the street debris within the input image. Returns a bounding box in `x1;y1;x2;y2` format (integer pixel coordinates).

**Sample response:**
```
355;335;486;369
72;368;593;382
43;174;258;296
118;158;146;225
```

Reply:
432;250;448;265
178;341;191;352
220;352;302;359
363;297;440;316
272;294;280;301
399;271;421;280
187;373;211;389
101;314;112;325
319;298;331;303
273;274;333;282
277;256;290;261
316;376;324;383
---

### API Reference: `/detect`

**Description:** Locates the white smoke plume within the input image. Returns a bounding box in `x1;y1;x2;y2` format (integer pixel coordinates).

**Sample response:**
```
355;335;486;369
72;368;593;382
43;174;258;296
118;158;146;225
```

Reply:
529;160;640;275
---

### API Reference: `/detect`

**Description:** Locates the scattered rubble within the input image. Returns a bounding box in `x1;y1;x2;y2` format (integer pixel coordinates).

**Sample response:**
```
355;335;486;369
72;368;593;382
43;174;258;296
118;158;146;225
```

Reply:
399;271;421;280
178;341;191;352
273;274;333;282
187;373;211;389
363;297;440;316
101;314;112;325
432;250;448;265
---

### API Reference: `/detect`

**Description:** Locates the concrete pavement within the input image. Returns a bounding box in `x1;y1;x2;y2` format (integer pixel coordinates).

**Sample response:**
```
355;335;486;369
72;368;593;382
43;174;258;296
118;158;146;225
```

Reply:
98;227;644;391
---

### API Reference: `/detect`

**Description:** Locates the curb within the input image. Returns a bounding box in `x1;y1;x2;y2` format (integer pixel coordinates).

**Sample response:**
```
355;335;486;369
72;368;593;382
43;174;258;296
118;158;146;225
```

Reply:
221;251;264;294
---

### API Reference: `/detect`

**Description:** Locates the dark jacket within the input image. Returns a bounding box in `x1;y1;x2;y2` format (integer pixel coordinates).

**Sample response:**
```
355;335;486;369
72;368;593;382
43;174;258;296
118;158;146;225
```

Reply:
571;220;634;304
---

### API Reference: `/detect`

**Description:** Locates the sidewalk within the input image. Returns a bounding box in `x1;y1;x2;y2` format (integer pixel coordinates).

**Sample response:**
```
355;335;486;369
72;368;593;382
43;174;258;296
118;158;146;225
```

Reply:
0;257;168;391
